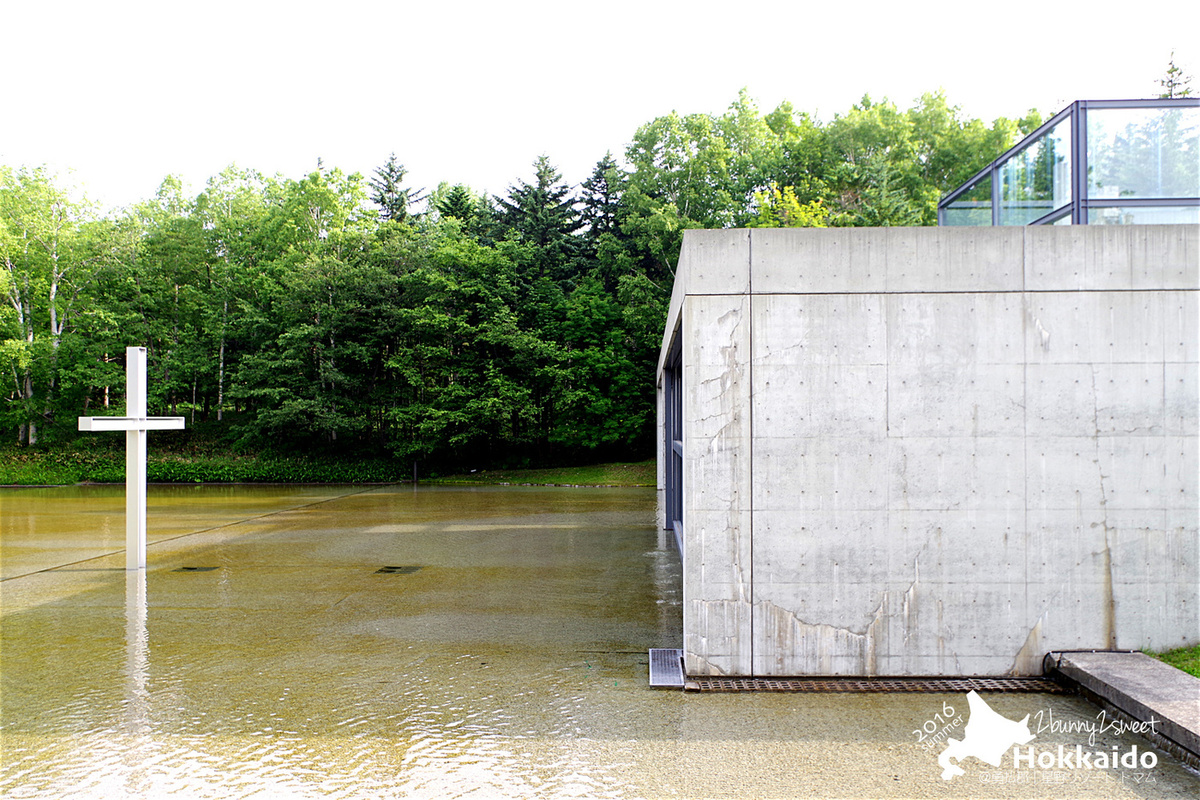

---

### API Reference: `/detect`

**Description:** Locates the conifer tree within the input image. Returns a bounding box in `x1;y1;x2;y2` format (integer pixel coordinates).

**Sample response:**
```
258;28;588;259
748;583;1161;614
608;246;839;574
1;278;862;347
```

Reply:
580;152;625;240
494;156;582;282
370;153;425;222
1158;52;1193;98
437;184;477;221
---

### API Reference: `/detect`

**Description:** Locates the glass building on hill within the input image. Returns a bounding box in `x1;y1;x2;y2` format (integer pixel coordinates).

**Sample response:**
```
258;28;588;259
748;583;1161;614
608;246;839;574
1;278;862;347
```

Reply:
938;98;1199;226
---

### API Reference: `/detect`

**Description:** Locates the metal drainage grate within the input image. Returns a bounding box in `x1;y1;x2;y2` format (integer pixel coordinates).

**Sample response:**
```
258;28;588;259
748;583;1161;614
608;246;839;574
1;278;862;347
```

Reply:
649;649;685;688
376;565;422;575
172;566;218;572
684;676;1068;693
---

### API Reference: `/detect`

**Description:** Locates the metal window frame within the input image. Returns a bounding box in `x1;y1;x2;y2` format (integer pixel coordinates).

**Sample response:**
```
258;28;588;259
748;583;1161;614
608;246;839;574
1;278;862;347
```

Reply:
663;332;684;551
936;174;994;226
938;98;1200;226
1031;204;1074;226
1081;200;1200;225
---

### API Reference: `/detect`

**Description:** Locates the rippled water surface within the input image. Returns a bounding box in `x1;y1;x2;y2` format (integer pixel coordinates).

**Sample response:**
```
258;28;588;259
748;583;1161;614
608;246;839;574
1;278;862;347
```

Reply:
2;484;1197;799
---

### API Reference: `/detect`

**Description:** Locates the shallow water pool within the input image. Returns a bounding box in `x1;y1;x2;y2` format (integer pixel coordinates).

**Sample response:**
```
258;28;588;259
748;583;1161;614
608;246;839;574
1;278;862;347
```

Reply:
2;484;1196;798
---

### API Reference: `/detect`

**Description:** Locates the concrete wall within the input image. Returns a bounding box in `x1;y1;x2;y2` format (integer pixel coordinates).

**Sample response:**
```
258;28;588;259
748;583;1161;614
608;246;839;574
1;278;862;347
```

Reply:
657;225;1200;677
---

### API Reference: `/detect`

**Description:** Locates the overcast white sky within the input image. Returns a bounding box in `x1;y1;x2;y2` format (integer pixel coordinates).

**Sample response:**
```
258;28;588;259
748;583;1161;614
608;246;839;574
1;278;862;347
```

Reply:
4;0;1198;211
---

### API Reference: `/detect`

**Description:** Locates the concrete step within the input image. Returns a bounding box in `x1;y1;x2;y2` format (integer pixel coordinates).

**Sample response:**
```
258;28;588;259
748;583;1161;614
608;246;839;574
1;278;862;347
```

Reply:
1046;650;1200;769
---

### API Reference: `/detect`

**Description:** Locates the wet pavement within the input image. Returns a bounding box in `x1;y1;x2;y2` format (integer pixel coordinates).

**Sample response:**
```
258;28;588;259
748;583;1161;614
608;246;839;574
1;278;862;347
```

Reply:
2;484;1198;798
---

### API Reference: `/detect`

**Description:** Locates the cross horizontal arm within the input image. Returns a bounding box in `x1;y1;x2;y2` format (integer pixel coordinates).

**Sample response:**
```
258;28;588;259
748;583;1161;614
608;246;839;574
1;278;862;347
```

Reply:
78;417;186;432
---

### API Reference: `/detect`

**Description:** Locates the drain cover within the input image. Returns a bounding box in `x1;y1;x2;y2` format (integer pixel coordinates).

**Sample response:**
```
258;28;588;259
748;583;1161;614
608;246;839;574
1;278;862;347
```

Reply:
649;648;685;688
684;676;1067;693
172;566;218;572
376;565;422;574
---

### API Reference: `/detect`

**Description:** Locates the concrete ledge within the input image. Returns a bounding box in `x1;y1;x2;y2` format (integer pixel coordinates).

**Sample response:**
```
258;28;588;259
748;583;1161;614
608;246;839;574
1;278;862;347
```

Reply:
1046;651;1200;767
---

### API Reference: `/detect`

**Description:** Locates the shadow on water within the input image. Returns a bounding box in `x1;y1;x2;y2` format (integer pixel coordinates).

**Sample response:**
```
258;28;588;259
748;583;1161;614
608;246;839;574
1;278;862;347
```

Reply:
1;484;1196;799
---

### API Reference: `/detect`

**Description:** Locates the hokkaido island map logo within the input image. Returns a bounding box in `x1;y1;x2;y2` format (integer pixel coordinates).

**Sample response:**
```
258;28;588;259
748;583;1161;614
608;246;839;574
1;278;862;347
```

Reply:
914;690;1160;782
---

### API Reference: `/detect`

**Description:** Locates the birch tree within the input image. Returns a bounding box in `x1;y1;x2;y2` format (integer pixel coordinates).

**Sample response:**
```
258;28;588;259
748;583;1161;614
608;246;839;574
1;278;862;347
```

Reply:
0;167;121;443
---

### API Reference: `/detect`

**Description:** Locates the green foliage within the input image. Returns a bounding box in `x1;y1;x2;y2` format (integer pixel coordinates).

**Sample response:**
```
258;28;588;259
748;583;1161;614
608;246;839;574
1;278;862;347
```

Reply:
580;153;625;242
625;89;1027;234
1;165;134;445
370;153;424;222
622;89;782;272
750;184;828;228
493;156;583;283
0;441;405;484
434;184;479;223
1159;51;1193;99
3;87;1032;476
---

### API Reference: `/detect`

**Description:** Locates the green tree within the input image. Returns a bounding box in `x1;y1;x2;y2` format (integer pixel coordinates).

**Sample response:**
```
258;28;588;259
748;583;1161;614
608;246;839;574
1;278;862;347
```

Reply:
231;167;376;446
548;272;664;455
624;90;780;230
370;153;424;222
435;184;478;222
750;184;828;228
579;153;639;289
120;176;213;419
382;225;547;464
580;152;625;240
1;167;131;444
494;156;583;283
1;86;1052;469
194;166;270;422
822;92;1025;226
622;90;783;278
1159;52;1194;98
766;101;834;205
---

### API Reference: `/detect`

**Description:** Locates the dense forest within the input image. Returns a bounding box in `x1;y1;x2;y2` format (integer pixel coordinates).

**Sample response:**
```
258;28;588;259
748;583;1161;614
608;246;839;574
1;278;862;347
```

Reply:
2;91;1040;473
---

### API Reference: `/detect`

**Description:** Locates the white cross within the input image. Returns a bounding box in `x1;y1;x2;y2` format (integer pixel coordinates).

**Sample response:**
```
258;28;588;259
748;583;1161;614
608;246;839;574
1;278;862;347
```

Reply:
79;347;185;570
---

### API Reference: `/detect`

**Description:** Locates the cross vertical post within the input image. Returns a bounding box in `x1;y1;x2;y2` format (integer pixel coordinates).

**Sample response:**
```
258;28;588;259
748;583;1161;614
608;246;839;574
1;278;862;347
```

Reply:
126;347;148;570
79;347;185;570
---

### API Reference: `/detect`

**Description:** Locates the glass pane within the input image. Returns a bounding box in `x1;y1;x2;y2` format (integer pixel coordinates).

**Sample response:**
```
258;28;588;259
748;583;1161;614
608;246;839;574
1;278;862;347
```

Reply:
1000;118;1072;225
1087;107;1200;200
942;175;992;225
1087;205;1200;225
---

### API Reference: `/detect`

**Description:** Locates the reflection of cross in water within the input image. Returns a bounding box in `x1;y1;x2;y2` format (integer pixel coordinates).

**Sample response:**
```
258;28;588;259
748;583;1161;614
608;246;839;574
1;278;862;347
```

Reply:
125;571;149;737
78;347;185;570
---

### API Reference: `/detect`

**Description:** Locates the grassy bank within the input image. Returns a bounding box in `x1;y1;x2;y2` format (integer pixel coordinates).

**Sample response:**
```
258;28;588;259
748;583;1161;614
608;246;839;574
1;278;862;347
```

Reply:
0;444;656;488
427;461;655;487
0;445;407;485
1150;644;1200;679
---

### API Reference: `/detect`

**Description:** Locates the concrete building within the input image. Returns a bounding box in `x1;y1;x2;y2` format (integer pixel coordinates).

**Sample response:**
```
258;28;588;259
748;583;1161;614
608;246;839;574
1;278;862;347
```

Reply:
656;225;1199;677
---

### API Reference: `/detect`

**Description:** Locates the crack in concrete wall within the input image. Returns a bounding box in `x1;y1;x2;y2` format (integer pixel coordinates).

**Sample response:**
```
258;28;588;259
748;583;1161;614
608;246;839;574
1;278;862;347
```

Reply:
756;558;923;675
1089;366;1118;650
757;598;884;675
1012;613;1047;675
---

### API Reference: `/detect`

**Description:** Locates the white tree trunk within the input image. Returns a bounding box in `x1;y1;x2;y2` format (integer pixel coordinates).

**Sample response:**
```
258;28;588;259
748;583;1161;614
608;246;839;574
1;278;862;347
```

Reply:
217;299;227;421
